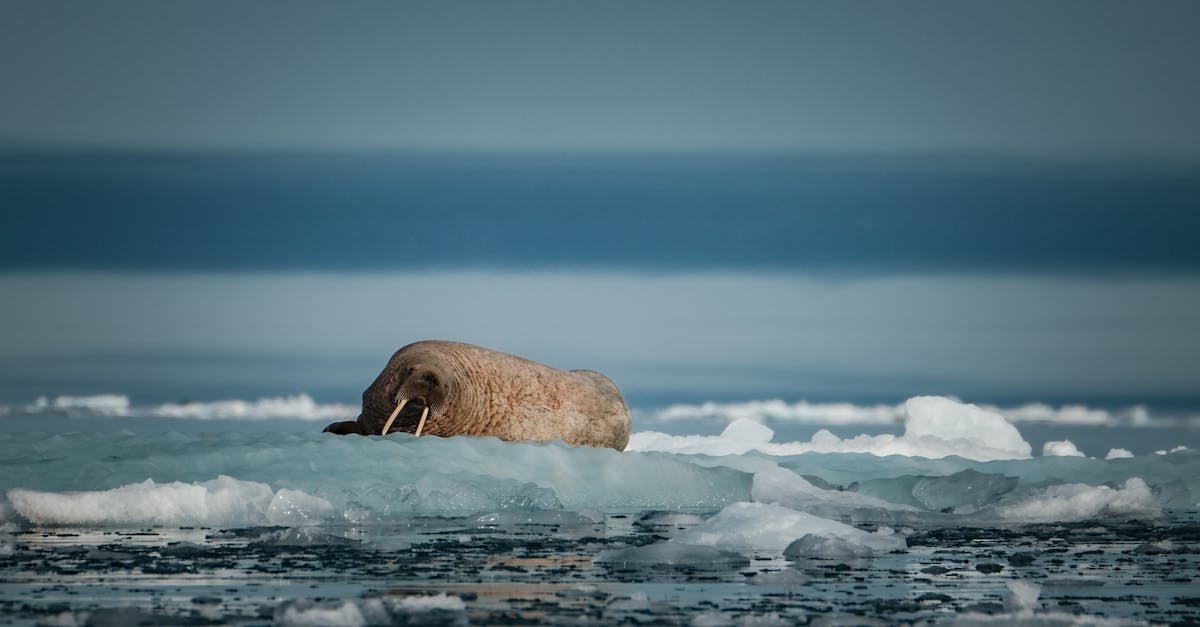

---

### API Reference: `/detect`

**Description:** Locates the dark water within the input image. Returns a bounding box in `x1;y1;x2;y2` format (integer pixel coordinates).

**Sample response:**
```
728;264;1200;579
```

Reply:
2;513;1199;625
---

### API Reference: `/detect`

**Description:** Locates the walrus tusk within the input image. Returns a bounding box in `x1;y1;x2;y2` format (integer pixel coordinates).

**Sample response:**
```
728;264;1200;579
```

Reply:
380;398;408;436
414;406;430;437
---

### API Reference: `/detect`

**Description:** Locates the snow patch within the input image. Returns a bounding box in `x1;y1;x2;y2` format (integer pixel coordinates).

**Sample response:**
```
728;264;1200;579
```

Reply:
1105;448;1135;460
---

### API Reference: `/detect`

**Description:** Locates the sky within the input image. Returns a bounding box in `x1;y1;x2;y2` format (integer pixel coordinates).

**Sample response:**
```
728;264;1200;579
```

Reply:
1;1;1199;410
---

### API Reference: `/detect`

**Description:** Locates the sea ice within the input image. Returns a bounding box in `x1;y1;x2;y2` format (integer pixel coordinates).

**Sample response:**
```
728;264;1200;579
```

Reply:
1105;448;1135;460
673;502;905;553
911;469;1019;512
594;541;750;569
628;396;1033;461
751;466;919;520
996;478;1160;523
783;533;875;559
1042;440;1086;457
275;600;366;627
1004;580;1042;613
6;475;334;527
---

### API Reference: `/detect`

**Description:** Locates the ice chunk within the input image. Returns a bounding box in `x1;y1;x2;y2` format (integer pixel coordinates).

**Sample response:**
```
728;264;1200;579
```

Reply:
627;419;774;456
899;396;1031;461
24;394;131;416
595;541;750;569
392;593;467;612
783;533;875;559
1004;580;1041;613
629;396;1032;461
1043;440;1086;457
996;478;1160;523
673;502;905;553
751;466;919;519
649;399;903;425
721;418;775;443
911;469;1018;512
275;600;366;627
274;595;466;627
150;394;357;421
7;475;334;527
1105;448;1135;460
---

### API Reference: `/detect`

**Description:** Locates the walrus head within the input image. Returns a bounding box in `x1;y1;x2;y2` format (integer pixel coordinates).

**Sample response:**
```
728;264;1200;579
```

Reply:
336;343;466;437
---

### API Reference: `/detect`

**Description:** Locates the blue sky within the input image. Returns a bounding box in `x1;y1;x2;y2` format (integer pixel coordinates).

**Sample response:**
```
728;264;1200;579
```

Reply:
1;1;1199;409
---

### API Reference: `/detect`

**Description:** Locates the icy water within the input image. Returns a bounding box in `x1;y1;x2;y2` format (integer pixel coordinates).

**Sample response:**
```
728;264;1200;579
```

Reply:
2;397;1199;625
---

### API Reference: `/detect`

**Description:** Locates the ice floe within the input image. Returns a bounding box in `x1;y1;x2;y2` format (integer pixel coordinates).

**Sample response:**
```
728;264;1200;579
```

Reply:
995;478;1160;523
630;396;1032;461
7;475;334;527
1042;439;1086;457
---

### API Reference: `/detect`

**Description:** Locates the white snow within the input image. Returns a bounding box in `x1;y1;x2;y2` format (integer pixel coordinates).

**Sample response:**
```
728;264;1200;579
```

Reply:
7;475;334;527
673;502;905;553
1042;440;1086;457
629;396;1032;461
996;478;1160;523
1105;448;1135;460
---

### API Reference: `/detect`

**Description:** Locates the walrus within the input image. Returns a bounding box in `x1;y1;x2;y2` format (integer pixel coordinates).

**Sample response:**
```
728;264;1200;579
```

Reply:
322;341;632;450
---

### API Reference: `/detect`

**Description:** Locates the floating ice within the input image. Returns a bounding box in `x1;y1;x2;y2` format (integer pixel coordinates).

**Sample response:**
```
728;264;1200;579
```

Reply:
648;399;903;425
17;393;355;421
673;502;905;553
275;600;367;627
996;478;1160;523
1105;448;1135;460
594;541;750;569
751;467;918;519
911;469;1018;512
1004;580;1041;613
1043;440;1086;457
7;475;334;527
630;396;1032;461
24;394;131;416
149;394;357;421
783;533;875;559
274;594;466;627
646;399;1163;427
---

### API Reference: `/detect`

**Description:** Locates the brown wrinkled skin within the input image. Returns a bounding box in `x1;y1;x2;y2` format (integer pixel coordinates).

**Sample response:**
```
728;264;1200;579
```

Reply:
322;341;632;451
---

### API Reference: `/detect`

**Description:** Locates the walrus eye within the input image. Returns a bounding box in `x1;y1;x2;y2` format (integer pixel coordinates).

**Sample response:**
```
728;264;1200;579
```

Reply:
423;373;439;386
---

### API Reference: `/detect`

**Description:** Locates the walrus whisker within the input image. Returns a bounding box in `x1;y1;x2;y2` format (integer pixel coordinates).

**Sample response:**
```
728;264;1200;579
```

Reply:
414;406;430;438
381;398;408;436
